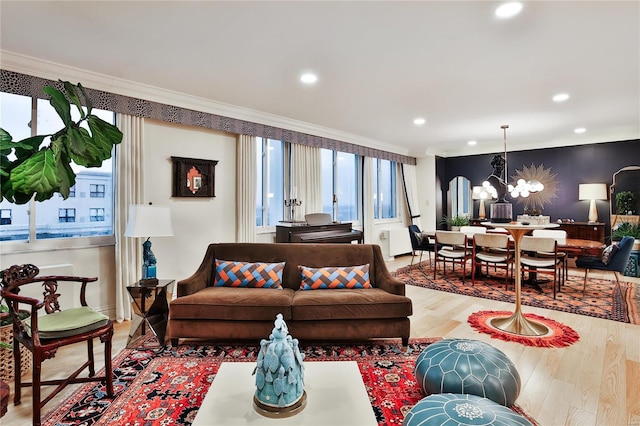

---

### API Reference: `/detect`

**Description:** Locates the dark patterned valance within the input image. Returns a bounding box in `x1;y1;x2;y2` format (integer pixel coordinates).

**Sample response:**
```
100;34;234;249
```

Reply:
1;70;416;165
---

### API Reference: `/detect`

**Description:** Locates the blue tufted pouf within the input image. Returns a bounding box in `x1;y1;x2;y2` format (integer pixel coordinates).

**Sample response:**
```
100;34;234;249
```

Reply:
403;393;534;426
414;339;521;406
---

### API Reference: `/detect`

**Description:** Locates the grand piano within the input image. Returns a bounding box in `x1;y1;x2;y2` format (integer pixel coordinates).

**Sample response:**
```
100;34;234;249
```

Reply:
275;214;364;244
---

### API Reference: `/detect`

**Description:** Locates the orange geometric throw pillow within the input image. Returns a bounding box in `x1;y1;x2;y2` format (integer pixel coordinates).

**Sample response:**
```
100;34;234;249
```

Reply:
214;259;284;289
299;264;372;290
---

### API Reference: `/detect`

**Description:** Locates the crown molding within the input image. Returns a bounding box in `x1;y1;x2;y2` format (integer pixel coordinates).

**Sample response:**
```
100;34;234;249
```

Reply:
1;50;410;157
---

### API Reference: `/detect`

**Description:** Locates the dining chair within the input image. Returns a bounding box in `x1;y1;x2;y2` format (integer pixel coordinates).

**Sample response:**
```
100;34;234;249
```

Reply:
471;233;513;288
434;231;472;283
532;229;569;285
519;236;564;299
0;264;114;426
408;225;437;269
575;236;635;295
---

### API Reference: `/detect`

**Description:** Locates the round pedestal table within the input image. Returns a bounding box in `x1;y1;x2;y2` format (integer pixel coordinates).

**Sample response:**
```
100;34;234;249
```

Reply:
482;222;559;336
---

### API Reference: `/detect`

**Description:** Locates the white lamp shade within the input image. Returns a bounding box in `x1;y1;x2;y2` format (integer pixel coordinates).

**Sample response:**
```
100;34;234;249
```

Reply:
124;204;174;238
578;183;607;200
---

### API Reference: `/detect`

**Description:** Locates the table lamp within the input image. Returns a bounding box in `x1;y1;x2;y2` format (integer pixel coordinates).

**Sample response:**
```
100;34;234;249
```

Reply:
578;183;608;223
124;204;174;285
472;186;490;219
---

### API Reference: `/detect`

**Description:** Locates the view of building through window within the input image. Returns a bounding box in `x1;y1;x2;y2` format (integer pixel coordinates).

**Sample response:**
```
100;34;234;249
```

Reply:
373;158;397;219
0;92;115;241
321;149;360;222
256;138;284;227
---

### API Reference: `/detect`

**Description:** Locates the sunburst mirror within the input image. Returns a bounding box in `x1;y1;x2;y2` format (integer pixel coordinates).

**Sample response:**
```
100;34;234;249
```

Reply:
510;164;559;215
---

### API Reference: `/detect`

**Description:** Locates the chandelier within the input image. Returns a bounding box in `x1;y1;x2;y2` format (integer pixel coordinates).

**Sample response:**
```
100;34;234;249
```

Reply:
483;125;544;199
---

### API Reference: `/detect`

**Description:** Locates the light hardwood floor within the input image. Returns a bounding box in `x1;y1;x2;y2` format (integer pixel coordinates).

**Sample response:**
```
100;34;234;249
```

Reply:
3;255;639;426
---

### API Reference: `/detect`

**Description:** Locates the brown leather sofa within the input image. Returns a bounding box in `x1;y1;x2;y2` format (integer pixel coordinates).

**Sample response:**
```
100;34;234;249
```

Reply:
169;243;412;346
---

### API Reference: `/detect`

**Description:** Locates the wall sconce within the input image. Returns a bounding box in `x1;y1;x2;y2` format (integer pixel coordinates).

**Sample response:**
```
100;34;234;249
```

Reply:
472;186;490;219
578;183;608;223
124;204;174;285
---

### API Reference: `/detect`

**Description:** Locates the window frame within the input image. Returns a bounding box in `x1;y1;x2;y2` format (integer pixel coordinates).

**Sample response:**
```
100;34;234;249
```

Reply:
256;137;286;232
321;149;362;225
373;158;399;222
0;91;116;252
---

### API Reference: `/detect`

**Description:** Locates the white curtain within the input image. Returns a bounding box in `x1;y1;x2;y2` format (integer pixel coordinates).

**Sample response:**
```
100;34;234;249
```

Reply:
236;135;257;242
290;144;322;220
114;114;145;322
363;157;374;243
401;163;422;229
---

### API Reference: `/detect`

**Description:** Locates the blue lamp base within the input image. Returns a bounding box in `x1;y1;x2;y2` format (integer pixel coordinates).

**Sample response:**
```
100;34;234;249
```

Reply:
141;239;159;285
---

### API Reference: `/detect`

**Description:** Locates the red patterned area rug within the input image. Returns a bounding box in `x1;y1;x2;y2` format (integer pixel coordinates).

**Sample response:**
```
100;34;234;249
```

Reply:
468;310;580;348
394;262;639;324
41;339;537;426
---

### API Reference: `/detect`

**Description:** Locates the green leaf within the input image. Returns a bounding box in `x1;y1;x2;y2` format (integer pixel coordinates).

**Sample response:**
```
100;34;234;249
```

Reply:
13;135;46;158
43;86;72;127
88;114;123;151
10;150;61;202
63;81;86;119
65;127;107;167
55;151;76;199
77;83;93;115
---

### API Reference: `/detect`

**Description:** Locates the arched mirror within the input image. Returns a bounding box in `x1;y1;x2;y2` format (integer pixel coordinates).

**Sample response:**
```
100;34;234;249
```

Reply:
610;165;640;229
448;176;472;218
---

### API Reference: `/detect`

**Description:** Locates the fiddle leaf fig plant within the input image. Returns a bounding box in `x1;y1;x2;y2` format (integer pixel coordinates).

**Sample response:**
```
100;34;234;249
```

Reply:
0;81;123;204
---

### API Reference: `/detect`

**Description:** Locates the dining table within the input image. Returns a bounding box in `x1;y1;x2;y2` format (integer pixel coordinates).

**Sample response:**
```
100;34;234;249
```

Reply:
482;222;560;336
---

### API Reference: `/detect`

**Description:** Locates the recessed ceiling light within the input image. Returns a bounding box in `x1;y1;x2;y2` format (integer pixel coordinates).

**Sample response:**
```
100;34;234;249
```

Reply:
300;73;318;84
468;140;477;146
553;93;570;102
574;127;586;134
413;118;426;126
495;2;523;19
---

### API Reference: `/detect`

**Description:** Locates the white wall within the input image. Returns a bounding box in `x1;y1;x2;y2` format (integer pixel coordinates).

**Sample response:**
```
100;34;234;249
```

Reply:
142;120;237;284
415;155;437;231
0;246;116;316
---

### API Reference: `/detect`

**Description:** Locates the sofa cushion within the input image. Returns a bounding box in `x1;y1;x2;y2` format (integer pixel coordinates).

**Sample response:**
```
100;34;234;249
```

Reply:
214;259;284;289
291;288;412;321
601;244;618;265
299;264;372;290
170;287;295;321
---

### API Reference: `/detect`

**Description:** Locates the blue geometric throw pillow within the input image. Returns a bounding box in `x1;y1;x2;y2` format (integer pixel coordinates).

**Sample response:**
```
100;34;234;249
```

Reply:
299;264;372;290
214;259;284;289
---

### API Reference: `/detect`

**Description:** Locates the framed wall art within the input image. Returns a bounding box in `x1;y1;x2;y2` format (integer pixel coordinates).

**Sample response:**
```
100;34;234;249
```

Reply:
171;156;218;198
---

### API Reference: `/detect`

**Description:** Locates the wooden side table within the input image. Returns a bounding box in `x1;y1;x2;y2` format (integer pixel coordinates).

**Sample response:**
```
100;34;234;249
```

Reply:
126;279;174;348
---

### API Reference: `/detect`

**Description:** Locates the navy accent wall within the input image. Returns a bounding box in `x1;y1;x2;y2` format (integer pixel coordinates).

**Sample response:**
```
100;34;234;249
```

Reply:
436;139;640;239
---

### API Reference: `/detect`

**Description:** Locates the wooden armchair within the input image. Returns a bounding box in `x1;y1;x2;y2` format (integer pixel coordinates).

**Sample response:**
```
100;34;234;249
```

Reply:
0;264;114;426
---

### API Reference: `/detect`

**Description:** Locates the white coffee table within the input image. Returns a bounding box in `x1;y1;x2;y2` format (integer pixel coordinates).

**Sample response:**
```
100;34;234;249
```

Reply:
192;361;377;425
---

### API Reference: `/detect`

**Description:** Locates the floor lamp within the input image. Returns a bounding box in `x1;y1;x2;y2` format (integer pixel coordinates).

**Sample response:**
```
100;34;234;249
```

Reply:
578;183;608;223
124;204;174;285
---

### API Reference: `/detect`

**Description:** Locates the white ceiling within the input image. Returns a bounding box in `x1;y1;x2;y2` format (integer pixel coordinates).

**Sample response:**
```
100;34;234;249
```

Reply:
1;1;639;158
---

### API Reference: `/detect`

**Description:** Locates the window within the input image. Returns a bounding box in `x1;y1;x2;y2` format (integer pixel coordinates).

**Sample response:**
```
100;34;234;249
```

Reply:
58;208;76;223
321;149;360;222
90;184;105;198
0;209;11;225
256;138;285;227
373;159;397;219
90;208;105;222
0;91;116;242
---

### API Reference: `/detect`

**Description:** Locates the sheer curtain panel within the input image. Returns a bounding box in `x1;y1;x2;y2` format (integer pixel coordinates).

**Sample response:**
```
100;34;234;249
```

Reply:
291;144;323;220
115;114;145;322
236;135;257;242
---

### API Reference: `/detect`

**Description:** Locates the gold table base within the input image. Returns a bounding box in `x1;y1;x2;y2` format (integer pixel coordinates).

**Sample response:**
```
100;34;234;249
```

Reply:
489;310;550;336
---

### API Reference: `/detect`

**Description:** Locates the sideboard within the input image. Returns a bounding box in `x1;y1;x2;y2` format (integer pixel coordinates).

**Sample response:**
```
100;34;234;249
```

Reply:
557;222;605;243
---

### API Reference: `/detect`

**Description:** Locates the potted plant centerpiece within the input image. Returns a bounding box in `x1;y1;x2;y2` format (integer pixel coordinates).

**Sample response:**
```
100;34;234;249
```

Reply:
441;215;470;231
